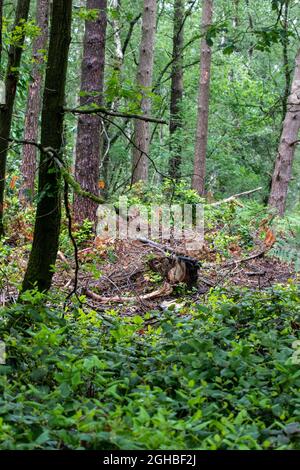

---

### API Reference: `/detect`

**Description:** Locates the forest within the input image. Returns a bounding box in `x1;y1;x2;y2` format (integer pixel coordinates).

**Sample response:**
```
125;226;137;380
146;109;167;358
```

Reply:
1;0;300;454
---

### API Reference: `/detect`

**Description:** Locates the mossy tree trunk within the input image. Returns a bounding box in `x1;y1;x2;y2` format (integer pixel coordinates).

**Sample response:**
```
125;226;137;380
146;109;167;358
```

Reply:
0;0;31;237
22;0;72;292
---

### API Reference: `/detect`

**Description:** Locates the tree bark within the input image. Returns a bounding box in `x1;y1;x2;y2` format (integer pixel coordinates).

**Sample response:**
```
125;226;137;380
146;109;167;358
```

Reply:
192;0;213;196
0;0;31;237
73;0;107;226
268;48;300;216
19;0;49;205
281;0;291;121
22;0;72;292
0;0;3;65
110;0;123;76
132;0;157;184
169;0;184;180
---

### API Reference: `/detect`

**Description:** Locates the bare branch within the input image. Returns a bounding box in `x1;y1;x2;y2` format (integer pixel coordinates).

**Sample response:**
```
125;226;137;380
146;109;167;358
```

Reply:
64;106;167;124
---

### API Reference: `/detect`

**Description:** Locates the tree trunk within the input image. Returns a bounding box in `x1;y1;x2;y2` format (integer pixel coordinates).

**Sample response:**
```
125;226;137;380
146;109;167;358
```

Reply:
110;0;123;77
22;0;72;292
100;10;141;198
100;0;122;199
268;49;300;216
74;0;107;226
132;0;157;184
192;0;213;196
245;0;254;58
169;0;184;180
0;0;31;237
0;0;3;64
19;0;49;205
281;0;291;121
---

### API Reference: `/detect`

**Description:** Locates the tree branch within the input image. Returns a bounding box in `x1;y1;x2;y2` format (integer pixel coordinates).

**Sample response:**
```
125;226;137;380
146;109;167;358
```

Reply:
64;106;167;124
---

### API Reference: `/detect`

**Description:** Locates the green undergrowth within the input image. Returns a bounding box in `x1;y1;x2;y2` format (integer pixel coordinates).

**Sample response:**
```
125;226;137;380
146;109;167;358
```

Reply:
1;284;300;450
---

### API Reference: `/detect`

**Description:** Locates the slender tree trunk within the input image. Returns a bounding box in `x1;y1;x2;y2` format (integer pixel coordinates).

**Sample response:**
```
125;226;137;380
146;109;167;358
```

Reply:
19;0;49;205
132;0;157;184
268;49;300;216
110;0;123;78
0;0;3;65
281;0;291;121
74;0;107;226
0;0;31;237
192;0;213;196
100;0;122;198
22;0;72;292
101;9;141;197
264;0;291;205
245;0;254;58
169;0;184;180
233;0;239;28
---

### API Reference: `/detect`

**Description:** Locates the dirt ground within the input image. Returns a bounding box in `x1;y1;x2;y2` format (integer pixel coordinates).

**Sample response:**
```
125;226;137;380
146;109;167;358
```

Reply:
52;237;298;314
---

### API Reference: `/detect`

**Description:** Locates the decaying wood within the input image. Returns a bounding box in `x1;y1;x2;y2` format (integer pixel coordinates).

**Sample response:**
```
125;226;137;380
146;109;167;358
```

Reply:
83;282;173;304
138;236;200;286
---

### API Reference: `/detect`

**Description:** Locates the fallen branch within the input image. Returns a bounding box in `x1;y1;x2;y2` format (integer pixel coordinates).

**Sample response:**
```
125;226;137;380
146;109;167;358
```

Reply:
210;187;262;206
64;106;167;125
83;282;173;304
57;251;72;270
223;247;268;267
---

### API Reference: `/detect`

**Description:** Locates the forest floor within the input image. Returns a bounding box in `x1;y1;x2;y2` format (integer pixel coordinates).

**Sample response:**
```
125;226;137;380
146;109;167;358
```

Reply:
2;200;300;450
53;237;296;315
1;199;298;310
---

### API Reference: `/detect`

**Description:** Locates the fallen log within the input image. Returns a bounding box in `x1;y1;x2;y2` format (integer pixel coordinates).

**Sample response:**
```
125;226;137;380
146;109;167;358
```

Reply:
83;282;173;304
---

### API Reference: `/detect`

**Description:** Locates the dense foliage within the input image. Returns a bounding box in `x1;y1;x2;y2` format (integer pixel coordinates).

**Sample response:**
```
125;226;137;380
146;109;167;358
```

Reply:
1;284;300;450
1;0;300;453
1;0;299;206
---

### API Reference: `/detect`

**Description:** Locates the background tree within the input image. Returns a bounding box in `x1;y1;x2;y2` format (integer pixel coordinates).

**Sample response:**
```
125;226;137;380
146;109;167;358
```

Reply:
22;0;72;292
0;0;3;65
0;0;31;236
169;0;184;180
74;0;107;226
192;0;213;196
132;0;157;183
268;48;300;216
19;0;49;205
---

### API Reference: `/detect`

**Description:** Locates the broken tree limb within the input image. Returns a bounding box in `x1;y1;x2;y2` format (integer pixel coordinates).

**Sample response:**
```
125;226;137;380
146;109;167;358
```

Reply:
83;282;173;304
210;187;262;206
223;247;269;267
64;106;167;125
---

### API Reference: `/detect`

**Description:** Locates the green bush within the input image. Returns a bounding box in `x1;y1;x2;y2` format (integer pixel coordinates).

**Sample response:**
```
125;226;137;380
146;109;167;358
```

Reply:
1;284;300;450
